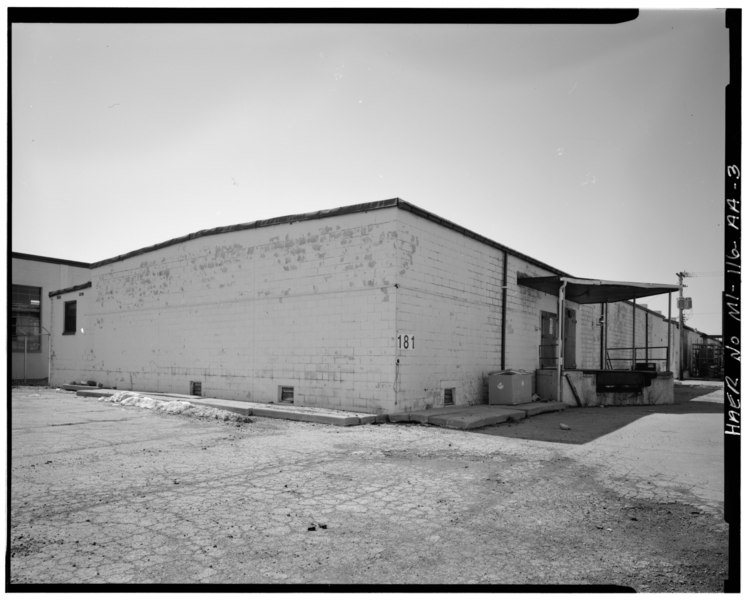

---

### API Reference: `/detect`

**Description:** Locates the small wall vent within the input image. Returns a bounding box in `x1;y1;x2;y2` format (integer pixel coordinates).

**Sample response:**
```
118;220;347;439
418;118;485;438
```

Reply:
190;381;202;396
279;386;294;404
444;388;455;406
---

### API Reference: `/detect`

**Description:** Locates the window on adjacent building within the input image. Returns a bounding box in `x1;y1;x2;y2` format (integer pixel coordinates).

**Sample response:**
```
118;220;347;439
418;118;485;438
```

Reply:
11;285;42;352
63;301;77;334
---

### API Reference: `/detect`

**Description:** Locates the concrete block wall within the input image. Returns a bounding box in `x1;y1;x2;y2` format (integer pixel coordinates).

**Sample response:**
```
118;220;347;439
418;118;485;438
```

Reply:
578;303;604;370
51;209;399;413
604;301;676;372
605;301;639;369
393;211;504;411
643;308;674;371
503;255;560;371
45;200;718;412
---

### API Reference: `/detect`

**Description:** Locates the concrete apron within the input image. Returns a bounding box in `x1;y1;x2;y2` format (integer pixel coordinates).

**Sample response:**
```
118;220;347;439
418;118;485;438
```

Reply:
388;401;567;430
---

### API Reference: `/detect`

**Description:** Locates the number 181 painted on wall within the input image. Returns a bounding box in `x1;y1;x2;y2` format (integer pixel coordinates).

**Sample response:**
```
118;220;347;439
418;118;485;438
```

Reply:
397;334;415;350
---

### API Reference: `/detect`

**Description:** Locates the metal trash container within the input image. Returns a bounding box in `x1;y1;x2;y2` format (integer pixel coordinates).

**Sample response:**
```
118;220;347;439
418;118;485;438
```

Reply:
488;369;533;405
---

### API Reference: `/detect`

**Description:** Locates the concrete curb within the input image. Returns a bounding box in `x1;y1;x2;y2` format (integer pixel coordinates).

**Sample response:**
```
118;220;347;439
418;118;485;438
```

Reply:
73;389;565;430
74;388;377;427
76;389;119;398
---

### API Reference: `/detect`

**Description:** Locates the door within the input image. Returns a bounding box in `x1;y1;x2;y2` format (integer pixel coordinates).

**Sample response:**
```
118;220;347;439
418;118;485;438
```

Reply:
564;307;577;369
540;311;558;368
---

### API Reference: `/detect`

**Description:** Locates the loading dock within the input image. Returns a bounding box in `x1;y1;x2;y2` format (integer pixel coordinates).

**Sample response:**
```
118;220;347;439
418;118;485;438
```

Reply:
518;275;679;406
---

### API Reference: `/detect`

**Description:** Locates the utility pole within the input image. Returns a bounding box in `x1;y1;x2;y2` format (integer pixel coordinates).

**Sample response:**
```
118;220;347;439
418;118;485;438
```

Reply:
676;271;691;381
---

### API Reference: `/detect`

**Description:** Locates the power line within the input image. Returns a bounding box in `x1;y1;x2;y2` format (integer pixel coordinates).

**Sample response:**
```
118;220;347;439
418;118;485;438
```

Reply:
682;271;722;278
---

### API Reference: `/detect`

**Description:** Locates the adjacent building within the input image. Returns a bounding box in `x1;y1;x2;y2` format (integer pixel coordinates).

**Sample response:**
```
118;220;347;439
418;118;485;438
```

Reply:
10;253;91;383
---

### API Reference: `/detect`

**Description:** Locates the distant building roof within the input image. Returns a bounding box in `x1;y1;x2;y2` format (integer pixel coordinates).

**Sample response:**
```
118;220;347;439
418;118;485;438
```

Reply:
12;251;91;269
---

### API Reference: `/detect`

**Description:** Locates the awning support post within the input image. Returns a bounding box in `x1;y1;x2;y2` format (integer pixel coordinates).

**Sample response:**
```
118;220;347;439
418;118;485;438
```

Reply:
557;279;567;403
500;251;508;370
632;298;637;370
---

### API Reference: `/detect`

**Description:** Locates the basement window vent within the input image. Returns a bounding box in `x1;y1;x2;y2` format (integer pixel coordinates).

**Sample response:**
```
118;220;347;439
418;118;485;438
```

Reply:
279;386;294;404
444;388;455;406
190;381;202;396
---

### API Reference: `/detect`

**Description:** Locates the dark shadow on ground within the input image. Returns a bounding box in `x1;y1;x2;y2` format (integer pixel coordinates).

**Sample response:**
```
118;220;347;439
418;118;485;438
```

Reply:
474;384;722;445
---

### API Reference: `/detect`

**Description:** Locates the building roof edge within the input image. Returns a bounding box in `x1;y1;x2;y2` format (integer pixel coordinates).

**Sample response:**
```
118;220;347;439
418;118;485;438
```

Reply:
91;198;402;268
48;281;93;298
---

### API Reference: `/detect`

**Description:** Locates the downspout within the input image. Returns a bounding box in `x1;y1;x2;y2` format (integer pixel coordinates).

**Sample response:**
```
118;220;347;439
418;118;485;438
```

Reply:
666;292;672;373
557;279;567;403
41;326;51;385
500;251;508;370
599;302;605;369
49;296;55;387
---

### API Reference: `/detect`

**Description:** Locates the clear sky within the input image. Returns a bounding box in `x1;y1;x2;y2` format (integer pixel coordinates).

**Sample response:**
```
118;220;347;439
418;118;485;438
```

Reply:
11;9;729;335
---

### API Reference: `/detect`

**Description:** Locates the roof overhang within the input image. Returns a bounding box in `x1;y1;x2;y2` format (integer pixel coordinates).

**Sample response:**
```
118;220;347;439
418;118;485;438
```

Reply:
517;275;679;304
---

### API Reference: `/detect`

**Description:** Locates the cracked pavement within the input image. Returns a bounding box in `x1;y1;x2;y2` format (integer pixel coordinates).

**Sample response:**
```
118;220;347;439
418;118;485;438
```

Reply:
8;386;728;590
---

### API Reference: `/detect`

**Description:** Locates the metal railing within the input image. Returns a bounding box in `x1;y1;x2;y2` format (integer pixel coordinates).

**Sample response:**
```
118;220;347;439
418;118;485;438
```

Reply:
691;343;724;379
539;344;670;371
605;346;669;371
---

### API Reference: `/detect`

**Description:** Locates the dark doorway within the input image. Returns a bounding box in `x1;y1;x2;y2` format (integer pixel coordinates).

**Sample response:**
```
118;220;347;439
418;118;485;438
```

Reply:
540;311;558;368
564;307;577;369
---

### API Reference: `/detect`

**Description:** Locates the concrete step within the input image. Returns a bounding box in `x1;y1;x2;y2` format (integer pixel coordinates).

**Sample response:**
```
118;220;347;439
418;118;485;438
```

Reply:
388;401;566;430
514;401;567;417
427;407;526;430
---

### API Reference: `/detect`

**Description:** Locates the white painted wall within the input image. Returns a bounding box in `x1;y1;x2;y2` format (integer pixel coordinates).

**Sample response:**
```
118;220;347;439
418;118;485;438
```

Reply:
604;301;675;372
46;202;714;412
393;211;504;411
503;254;561;372
50;209;398;413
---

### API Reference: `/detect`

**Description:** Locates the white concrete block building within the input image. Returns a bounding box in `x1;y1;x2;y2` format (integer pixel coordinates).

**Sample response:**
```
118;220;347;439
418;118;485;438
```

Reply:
20;199;719;412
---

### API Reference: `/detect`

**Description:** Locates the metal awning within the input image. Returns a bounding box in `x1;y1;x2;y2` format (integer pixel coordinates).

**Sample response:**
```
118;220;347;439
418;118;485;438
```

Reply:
518;275;679;402
517;276;679;304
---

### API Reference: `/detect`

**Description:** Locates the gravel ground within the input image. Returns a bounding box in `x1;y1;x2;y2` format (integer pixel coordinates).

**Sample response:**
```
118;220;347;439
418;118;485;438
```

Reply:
8;386;728;591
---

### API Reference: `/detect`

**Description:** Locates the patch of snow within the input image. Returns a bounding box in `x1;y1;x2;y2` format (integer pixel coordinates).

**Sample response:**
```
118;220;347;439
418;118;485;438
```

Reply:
101;391;252;423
